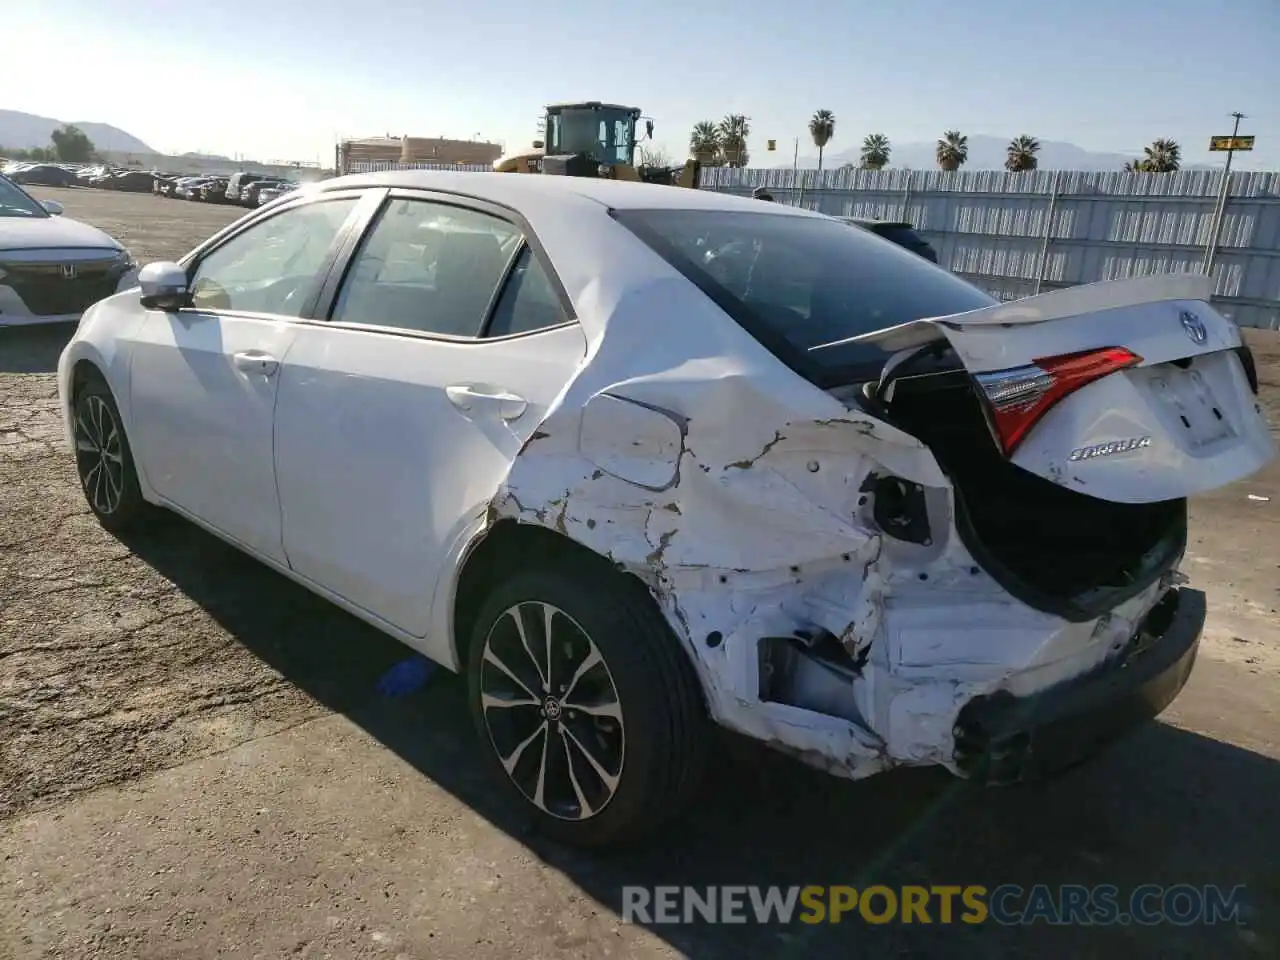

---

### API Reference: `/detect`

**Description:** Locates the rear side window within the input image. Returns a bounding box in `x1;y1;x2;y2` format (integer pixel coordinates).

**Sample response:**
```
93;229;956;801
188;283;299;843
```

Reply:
615;209;992;384
485;247;569;337
331;197;520;337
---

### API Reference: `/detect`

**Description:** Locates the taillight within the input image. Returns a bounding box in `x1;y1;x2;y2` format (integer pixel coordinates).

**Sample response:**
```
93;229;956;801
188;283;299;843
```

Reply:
974;347;1142;456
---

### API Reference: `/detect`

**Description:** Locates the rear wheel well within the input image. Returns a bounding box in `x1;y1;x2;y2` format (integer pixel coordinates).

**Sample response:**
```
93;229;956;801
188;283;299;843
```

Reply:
452;520;647;668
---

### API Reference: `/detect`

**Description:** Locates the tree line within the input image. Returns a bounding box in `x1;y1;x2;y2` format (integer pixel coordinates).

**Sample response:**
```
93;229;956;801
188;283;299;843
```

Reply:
688;111;1184;173
0;125;98;164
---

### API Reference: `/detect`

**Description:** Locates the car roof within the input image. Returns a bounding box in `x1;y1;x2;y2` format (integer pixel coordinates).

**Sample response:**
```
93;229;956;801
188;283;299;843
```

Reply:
315;170;832;218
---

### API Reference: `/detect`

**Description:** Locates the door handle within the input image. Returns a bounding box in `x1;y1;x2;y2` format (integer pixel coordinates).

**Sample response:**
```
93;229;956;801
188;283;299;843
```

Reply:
446;385;528;421
233;351;279;376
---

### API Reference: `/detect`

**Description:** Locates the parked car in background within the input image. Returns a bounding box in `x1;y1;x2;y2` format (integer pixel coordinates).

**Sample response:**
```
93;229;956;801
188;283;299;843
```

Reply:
5;163;79;188
255;182;298;205
238;177;289;207
55;172;1272;847
224;172;263;205
88;169;156;193
0;174;137;326
198;178;231;203
176;177;217;200
841;217;938;263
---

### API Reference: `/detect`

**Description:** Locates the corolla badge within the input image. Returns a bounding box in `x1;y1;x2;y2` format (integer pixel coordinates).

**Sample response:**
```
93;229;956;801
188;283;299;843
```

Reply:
1069;436;1152;462
1180;309;1207;344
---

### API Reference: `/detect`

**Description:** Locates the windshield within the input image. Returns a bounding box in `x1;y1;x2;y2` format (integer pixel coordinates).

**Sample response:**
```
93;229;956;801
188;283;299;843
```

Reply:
550;107;636;165
0;176;48;218
614;208;994;385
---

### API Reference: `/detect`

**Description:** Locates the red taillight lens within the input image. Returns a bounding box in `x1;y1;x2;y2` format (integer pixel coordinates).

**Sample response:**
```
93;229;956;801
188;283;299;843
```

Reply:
974;347;1142;456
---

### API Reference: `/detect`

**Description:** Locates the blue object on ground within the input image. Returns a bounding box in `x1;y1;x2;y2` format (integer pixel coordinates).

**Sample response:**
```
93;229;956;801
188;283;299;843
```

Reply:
376;656;438;697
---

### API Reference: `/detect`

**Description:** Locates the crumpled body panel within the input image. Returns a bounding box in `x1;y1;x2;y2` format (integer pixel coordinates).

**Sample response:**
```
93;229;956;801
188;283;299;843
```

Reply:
473;275;1169;778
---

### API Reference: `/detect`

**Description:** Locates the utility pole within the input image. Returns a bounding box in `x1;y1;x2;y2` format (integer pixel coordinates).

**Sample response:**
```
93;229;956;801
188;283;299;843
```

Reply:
1203;111;1246;277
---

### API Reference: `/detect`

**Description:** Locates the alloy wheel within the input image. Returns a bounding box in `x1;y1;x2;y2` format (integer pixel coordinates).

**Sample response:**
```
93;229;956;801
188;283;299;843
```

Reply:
74;395;125;516
478;601;625;821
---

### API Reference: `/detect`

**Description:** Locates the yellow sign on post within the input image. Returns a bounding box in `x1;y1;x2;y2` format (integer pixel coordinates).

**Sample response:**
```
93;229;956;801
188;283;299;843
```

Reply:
1209;135;1255;152
767;139;777;151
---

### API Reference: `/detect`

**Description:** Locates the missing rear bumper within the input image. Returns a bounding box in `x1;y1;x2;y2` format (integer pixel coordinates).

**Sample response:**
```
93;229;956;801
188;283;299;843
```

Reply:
953;587;1205;784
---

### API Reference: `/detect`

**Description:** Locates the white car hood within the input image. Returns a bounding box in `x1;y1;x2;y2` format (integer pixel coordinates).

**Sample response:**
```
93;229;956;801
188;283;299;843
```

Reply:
0;216;124;254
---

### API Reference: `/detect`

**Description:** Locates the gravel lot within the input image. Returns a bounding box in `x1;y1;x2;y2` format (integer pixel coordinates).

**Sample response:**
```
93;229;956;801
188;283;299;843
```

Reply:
1;186;1278;959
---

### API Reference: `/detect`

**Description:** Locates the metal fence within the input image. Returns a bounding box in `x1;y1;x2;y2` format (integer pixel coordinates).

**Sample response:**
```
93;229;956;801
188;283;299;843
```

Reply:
701;167;1280;330
345;160;1280;330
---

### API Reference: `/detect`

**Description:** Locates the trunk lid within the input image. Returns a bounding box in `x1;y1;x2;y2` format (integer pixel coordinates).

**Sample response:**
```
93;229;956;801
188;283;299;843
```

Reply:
827;274;1274;503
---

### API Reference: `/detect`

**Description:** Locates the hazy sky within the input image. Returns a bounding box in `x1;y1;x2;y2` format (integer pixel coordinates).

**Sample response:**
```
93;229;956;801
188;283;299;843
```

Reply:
8;0;1279;169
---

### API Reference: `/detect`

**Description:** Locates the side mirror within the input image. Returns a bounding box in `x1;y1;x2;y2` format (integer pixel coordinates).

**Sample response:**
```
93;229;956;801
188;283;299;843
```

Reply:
41;200;64;216
645;120;654;140
138;261;190;311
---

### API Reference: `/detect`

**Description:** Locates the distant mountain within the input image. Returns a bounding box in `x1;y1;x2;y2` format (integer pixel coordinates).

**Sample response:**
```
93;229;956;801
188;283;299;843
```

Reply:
782;134;1211;172
0;110;155;154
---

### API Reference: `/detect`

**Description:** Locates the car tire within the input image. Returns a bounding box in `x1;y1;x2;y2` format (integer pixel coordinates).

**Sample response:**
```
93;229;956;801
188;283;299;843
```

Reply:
467;552;708;848
72;375;149;533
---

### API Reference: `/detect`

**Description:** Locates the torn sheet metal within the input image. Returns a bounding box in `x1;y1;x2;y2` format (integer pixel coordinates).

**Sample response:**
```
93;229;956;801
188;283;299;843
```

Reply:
467;273;1182;780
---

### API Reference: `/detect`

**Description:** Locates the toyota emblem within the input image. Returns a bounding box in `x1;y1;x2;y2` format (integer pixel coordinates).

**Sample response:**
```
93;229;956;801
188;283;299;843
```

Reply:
1180;309;1207;344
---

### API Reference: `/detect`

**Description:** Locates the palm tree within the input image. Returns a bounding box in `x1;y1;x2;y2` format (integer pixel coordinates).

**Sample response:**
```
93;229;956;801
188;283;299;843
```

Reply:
1123;158;1149;173
936;130;968;171
1141;138;1181;173
689;121;722;165
809;109;836;171
1005;135;1040;172
860;133;891;170
718;114;750;168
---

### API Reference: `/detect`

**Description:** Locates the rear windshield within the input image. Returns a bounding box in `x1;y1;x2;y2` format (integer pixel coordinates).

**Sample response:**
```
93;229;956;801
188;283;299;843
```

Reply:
614;209;993;385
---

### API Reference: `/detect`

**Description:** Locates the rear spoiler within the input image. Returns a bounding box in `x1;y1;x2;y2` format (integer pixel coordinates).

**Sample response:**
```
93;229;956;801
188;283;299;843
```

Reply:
813;273;1215;354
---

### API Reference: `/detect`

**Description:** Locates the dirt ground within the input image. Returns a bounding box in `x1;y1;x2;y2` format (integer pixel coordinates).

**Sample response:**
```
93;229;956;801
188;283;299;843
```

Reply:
1;186;1278;959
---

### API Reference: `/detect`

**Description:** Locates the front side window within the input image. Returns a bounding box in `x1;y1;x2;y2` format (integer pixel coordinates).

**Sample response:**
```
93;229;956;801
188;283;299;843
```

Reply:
331;198;520;337
188;198;358;315
615;208;995;384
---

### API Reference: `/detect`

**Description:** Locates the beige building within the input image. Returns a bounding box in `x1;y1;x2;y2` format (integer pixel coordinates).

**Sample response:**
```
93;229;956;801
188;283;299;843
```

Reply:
338;135;502;171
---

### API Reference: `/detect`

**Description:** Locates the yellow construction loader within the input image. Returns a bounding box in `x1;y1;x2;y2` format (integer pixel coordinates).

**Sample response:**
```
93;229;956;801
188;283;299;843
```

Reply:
494;102;701;189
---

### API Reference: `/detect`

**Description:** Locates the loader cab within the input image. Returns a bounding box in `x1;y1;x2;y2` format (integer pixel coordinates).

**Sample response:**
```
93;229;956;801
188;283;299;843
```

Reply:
544;102;644;169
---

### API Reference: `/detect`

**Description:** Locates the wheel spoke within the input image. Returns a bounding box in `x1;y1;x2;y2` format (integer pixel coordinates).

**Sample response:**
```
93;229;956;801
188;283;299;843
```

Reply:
559;728;594;818
532;728;550;810
74;413;98;452
480;691;540;711
565;698;622;722
541;603;556;693
482;646;538;701
560;647;601;706
563;725;621;795
499;720;547;776
507;605;549;692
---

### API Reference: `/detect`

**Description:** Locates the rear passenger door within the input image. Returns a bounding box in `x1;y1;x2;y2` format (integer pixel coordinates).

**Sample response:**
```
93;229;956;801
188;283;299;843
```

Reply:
272;191;587;651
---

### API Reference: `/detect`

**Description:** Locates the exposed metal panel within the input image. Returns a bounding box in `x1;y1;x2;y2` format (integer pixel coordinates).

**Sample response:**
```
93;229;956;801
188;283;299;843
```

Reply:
700;168;1280;328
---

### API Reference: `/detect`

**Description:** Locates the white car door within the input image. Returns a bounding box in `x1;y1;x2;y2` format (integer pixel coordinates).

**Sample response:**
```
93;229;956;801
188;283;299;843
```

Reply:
273;193;587;646
128;193;368;563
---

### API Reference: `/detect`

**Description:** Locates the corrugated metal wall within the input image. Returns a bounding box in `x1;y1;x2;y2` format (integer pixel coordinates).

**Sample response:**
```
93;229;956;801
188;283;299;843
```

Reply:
345;160;1279;329
701;168;1280;329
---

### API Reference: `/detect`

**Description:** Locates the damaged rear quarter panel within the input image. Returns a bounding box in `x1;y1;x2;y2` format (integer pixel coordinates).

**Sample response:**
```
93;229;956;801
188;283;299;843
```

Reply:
479;268;964;775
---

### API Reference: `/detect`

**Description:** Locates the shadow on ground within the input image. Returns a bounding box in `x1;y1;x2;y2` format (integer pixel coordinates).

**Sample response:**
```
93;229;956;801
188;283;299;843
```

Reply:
0;324;72;374
116;517;1277;959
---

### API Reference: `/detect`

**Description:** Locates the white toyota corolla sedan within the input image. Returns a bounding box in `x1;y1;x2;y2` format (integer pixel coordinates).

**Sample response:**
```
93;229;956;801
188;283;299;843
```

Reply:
57;171;1273;846
0;175;138;326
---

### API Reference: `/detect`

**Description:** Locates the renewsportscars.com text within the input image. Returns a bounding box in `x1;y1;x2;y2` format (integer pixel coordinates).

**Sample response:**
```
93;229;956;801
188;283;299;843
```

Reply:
621;884;1249;926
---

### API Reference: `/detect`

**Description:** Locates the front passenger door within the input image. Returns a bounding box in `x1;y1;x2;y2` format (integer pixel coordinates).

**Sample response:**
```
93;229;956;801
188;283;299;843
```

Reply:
128;194;368;563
